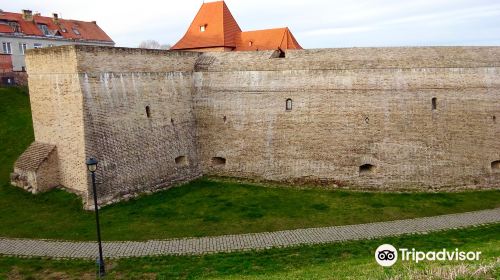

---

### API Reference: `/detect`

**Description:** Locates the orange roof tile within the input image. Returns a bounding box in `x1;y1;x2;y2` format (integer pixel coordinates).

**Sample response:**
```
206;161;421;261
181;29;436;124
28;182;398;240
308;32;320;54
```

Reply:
0;24;14;33
171;1;241;50
235;27;302;51
172;1;302;51
0;11;114;43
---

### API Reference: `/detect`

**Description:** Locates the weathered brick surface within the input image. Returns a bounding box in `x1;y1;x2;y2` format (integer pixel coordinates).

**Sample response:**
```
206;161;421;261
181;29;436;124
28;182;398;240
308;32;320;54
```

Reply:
194;48;500;190
18;45;500;206
78;46;202;205
25;46;88;194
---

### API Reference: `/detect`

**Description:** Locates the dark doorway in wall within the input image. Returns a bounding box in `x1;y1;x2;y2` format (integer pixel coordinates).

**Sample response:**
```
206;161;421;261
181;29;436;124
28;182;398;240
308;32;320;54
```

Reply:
211;157;226;166
175;156;189;166
492;160;500;172
432;97;437;110
359;164;375;175
270;49;286;58
1;77;14;86
146;106;151;118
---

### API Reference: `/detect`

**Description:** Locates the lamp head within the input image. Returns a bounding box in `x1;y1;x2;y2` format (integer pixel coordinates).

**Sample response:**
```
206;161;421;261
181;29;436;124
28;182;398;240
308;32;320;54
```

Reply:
86;158;98;173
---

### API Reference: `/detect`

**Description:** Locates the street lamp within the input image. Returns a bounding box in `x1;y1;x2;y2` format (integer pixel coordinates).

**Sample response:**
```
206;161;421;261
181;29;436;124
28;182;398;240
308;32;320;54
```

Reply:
86;157;105;278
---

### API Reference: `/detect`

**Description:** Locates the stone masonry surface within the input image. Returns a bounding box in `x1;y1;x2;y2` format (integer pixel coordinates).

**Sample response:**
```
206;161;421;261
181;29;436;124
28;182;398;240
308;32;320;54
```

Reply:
0;208;499;259
16;45;500;206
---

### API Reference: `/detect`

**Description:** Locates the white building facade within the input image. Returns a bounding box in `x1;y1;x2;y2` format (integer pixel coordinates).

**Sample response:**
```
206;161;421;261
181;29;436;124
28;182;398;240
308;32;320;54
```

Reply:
0;9;114;71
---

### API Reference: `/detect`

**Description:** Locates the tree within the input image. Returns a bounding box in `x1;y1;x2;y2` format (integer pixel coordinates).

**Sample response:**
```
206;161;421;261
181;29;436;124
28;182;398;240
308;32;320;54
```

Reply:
138;40;171;50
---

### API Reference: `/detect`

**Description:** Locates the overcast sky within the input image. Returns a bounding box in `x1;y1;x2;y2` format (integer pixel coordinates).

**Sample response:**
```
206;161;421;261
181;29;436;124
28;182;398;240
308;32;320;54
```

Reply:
4;0;500;48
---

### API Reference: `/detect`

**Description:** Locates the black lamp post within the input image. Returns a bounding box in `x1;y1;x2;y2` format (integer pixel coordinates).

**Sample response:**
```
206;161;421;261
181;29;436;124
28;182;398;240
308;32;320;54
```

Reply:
86;157;105;278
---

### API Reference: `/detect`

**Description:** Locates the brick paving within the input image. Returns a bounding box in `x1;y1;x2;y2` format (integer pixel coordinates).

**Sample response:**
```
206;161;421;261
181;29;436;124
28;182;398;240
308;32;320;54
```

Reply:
0;208;499;259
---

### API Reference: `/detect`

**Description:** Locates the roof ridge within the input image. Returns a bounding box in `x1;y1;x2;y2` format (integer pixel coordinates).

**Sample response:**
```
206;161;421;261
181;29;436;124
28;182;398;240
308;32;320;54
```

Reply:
279;29;287;50
221;1;227;46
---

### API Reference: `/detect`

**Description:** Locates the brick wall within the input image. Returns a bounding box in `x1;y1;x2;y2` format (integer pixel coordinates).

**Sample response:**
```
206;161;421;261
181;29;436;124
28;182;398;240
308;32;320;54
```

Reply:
25;46;88;195
78;46;202;204
20;45;500;207
0;54;13;73
194;47;500;190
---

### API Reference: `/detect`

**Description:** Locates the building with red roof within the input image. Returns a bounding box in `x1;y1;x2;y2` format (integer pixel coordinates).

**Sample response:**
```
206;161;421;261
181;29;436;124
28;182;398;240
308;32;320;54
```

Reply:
172;1;302;52
0;9;114;71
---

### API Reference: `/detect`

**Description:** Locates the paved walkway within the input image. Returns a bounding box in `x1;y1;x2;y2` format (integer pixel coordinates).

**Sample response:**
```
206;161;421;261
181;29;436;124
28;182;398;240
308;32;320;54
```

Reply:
1;208;499;259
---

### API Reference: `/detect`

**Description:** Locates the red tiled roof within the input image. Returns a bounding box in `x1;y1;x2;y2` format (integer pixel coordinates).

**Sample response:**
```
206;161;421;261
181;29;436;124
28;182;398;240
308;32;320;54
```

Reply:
0;12;114;43
236;28;302;51
172;1;241;50
172;1;302;51
0;24;14;33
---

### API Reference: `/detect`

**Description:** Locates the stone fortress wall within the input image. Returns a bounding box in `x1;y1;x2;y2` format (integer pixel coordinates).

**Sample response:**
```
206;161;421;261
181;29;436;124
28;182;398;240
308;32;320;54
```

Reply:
12;45;500;207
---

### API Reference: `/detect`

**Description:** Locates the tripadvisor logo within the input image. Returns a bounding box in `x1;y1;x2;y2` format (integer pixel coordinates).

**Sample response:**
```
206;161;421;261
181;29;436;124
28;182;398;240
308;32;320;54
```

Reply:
375;244;481;267
375;244;398;267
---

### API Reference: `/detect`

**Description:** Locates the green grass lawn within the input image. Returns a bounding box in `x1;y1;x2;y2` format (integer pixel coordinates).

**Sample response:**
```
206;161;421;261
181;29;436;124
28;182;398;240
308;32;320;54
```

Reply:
2;177;500;241
0;223;498;279
0;86;499;241
0;87;33;182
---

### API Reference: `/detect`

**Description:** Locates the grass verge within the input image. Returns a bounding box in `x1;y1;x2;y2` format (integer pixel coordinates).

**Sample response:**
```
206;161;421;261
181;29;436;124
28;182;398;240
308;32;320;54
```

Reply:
0;223;498;279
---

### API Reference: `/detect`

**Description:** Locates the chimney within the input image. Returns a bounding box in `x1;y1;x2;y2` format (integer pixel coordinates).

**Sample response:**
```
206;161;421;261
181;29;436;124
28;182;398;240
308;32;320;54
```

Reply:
21;9;33;21
52;13;59;23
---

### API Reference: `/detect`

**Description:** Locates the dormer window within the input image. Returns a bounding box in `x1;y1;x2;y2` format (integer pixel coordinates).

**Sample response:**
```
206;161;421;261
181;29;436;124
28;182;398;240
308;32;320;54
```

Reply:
72;28;80;35
200;24;207;32
8;21;21;33
37;24;50;36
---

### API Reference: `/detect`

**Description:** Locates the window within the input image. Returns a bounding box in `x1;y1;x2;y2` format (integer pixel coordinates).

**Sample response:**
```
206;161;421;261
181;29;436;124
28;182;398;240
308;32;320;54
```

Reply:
8;22;21;33
19;43;27;54
72;28;80;35
37;24;50;36
48;44;54;47
359;164;375;174
33;43;42;49
211;157;226;166
492;160;500;172
200;25;206;32
175;156;189;166
2;42;11;54
145;106;151;118
286;98;292;111
248;41;253;47
432;97;437;110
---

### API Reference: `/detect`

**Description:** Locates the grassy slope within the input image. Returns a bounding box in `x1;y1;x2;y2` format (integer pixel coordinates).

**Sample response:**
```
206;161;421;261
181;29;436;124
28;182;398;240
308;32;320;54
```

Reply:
0;87;33;182
0;223;498;279
0;177;499;241
0;87;499;241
